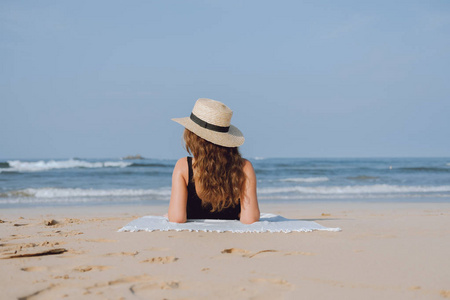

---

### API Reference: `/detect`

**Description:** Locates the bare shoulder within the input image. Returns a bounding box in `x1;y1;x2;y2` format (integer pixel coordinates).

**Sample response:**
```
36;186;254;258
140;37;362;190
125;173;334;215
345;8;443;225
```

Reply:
173;157;189;184
242;158;254;168
174;157;188;169
242;159;256;176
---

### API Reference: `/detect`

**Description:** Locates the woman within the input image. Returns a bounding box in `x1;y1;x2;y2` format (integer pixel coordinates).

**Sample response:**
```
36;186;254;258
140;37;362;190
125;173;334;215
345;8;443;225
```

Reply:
168;98;260;224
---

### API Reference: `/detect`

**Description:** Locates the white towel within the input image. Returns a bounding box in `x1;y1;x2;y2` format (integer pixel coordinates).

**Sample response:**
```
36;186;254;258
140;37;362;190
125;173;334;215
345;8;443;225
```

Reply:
118;213;341;233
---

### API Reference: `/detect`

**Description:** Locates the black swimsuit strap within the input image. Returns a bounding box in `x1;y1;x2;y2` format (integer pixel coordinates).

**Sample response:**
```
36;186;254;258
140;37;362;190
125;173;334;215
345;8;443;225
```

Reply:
187;157;193;184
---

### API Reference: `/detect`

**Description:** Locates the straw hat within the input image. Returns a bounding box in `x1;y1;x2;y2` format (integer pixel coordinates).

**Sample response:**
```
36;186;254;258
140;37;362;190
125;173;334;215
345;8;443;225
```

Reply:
172;98;245;147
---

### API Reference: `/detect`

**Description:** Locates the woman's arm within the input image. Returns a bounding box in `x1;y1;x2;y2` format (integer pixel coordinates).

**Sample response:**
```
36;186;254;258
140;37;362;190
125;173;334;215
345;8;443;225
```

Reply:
240;160;260;224
168;158;188;223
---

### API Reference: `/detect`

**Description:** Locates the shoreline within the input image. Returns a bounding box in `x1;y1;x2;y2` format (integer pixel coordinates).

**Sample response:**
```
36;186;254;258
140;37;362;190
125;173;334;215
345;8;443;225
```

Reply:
1;201;449;299
1;195;449;210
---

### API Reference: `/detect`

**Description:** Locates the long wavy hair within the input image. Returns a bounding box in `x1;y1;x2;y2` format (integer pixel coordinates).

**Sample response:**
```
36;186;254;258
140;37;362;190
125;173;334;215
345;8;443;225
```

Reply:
183;129;246;212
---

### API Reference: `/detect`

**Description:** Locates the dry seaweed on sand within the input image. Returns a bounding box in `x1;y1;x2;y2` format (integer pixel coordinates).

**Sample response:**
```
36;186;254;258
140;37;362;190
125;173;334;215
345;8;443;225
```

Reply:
1;248;67;259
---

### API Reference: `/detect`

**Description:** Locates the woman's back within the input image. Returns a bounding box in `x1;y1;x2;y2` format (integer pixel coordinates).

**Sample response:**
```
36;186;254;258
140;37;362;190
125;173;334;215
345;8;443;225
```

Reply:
168;98;260;224
186;156;241;219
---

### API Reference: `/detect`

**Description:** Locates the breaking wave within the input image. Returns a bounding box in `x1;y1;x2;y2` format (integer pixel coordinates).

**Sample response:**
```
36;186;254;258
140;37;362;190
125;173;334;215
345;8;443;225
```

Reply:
258;184;450;195
0;159;132;172
1;187;171;198
0;187;171;204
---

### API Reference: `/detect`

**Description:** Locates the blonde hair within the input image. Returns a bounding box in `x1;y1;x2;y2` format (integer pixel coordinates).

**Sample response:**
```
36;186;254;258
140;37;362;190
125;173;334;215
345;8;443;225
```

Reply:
183;129;246;212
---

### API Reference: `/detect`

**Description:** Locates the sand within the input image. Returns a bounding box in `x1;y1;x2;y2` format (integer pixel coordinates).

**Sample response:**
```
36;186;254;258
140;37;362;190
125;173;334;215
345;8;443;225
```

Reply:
1;201;449;299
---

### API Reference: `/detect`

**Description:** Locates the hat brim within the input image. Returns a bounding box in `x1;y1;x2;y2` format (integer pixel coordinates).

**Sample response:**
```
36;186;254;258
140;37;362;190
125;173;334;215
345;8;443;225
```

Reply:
172;117;245;147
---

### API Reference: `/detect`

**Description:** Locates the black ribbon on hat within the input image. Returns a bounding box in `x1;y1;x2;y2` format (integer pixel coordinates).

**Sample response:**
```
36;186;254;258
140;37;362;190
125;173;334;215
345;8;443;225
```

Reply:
190;113;230;133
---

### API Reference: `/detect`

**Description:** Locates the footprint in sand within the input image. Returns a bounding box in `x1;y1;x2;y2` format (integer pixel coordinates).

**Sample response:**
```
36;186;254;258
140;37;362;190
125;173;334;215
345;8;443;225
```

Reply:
64;218;82;224
140;256;178;264
21;266;49;272
221;248;278;258
63;231;84;237
86;274;154;291
130;280;180;294
14;242;40;250
73;265;111;272
441;290;450;298
85;275;181;298
39;241;64;247
130;281;180;296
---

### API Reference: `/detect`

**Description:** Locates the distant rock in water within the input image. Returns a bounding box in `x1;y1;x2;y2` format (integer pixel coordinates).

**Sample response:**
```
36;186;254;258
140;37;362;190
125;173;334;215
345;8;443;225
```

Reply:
122;154;145;160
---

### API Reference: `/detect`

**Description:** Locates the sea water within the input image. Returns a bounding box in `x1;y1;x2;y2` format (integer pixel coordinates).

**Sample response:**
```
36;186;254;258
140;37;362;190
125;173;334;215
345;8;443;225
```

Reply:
1;157;449;208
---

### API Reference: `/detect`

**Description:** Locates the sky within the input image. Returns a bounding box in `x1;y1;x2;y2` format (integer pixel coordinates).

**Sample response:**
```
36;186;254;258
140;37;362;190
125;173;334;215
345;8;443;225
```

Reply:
1;0;449;160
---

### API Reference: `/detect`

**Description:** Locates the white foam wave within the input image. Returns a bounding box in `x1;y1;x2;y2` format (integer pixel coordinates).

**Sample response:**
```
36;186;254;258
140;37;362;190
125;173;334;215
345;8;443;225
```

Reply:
258;193;450;200
280;177;329;183
258;184;450;195
2;159;132;172
0;187;172;205
3;187;171;198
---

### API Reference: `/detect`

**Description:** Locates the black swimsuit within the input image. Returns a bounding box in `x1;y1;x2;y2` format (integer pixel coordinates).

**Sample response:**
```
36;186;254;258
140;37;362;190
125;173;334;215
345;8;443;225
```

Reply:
186;157;241;220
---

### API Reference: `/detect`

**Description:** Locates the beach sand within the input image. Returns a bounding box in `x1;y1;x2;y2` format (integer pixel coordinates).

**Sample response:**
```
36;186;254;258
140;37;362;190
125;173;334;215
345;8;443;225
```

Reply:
1;202;449;299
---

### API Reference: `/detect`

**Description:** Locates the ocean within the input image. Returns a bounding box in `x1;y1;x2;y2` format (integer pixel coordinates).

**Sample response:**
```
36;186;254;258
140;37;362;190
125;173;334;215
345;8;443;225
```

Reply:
1;157;449;208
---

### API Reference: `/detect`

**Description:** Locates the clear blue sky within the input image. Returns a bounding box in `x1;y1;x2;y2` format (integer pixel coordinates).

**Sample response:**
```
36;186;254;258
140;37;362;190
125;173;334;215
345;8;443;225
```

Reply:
1;0;449;159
